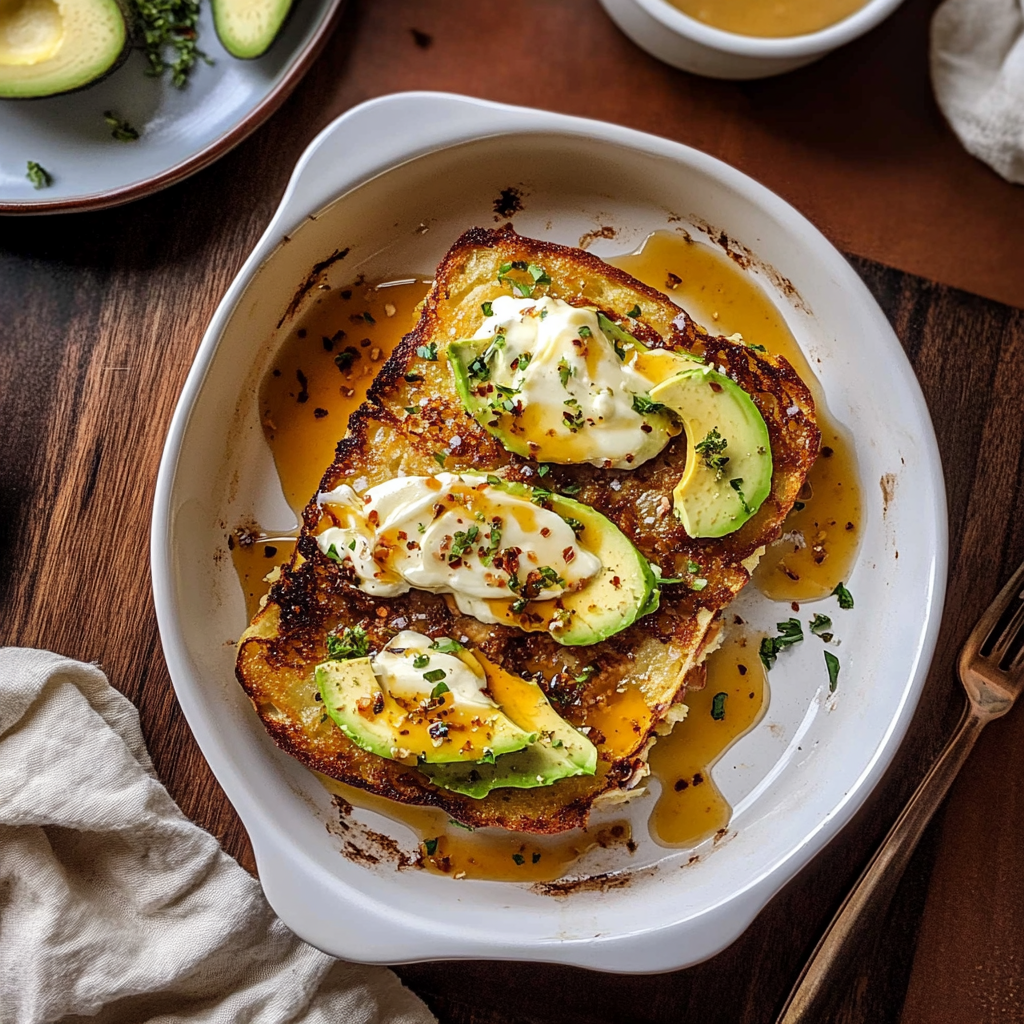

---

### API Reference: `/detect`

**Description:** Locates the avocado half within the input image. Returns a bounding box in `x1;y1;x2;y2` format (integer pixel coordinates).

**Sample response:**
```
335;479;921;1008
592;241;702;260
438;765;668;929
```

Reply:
212;0;293;59
0;0;129;98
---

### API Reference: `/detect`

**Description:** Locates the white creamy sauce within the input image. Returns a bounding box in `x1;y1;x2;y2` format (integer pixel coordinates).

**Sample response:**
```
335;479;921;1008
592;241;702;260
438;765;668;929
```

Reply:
469;295;680;468
373;630;494;708
315;472;601;623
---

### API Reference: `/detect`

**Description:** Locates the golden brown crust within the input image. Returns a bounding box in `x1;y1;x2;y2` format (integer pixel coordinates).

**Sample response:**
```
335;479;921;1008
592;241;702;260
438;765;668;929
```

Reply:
236;225;820;833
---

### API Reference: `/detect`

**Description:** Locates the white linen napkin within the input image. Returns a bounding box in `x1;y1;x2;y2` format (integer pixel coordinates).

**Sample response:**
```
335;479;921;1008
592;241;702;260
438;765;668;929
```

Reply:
931;0;1024;183
0;648;436;1024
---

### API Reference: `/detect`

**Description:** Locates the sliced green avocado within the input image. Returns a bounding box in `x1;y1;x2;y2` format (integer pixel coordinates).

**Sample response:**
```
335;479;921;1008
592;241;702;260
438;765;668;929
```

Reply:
484;479;660;646
649;366;773;538
0;0;128;98
212;0;293;58
419;655;598;798
316;657;535;765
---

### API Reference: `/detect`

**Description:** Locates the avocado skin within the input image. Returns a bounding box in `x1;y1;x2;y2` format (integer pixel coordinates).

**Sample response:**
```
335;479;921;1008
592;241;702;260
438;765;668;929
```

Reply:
0;0;131;99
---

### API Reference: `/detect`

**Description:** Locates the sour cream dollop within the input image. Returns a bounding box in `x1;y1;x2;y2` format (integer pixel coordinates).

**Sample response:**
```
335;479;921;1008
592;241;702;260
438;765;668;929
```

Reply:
315;473;601;624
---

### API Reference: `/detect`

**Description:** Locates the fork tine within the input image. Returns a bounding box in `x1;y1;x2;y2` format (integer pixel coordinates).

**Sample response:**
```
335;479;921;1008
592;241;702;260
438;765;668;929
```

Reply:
969;558;1024;660
990;599;1024;667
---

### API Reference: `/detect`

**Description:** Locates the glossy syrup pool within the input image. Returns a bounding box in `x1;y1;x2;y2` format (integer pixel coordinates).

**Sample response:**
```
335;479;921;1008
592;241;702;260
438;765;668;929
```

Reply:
233;231;861;876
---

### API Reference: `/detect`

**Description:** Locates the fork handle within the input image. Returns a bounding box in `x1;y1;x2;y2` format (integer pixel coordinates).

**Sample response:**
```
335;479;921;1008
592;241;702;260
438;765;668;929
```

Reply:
775;706;985;1023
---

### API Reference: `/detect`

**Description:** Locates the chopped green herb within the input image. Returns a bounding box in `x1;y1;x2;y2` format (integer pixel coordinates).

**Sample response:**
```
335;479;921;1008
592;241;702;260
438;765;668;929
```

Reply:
574;664;597;684
481;519;502;565
430;638;465;654
423;668;447;684
512;853;525;866
417;522;427;534
711;692;727;720
695;427;729;478
747;343;767;352
334;347;359;371
510;598;528;614
416;342;438;361
448;818;474;830
558;357;573;387
564;516;585;536
537;566;564;587
431;681;451;698
404;406;418;416
423;837;439;856
326;625;369;660
433;451;447;467
562;481;581;496
103;111;140;142
825;651;840;692
527;263;551;285
517;351;532;371
532;852;541;863
362;311;376;324
809;613;833;637
481;301;494;317
26;162;52;189
689;577;709;591
324;543;343;562
530;487;552;506
486;474;503;486
759;618;804;671
347;539;356;550
626;304;642;318
467;355;491;381
448;526;479;562
134;0;211;87
833;582;854;609
632;393;666;416
413;653;430;669
578;325;592;339
537;464;550;477
730;478;753;515
491;333;506;350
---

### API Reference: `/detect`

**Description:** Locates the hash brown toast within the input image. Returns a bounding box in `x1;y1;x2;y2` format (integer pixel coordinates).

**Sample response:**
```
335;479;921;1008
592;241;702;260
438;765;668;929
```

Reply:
236;226;820;833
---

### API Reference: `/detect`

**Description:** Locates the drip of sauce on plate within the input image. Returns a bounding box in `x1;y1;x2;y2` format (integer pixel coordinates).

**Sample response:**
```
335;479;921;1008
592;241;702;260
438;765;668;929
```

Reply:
317;774;634;882
230;534;298;621
646;631;768;847
665;0;868;38
609;230;862;603
259;278;431;512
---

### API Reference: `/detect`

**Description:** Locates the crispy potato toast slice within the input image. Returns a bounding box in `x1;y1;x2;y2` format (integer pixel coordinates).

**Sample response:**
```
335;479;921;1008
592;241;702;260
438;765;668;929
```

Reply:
236;226;820;833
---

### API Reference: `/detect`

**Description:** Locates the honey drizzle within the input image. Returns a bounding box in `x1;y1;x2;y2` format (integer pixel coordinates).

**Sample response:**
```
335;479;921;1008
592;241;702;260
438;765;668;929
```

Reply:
230;534;298;621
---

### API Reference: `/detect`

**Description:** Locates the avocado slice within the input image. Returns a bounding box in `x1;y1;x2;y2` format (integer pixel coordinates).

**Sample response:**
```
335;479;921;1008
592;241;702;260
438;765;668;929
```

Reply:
482;479;660;646
212;0;293;58
316;655;535;765
0;0;128;98
649;366;773;538
419;654;598;798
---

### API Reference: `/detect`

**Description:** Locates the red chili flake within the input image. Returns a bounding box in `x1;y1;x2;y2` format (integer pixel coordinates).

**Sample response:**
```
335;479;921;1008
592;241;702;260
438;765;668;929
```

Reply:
540;527;551;538
367;510;380;527
563;547;575;563
372;692;385;714
611;576;621;588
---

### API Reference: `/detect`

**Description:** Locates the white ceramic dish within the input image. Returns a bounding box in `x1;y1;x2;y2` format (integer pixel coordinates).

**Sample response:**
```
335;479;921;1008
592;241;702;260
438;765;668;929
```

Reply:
600;0;906;79
152;91;946;973
0;0;342;214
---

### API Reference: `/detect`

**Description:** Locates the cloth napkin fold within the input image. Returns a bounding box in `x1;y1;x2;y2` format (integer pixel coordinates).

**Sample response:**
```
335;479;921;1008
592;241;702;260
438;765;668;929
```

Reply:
931;0;1024;184
0;648;436;1024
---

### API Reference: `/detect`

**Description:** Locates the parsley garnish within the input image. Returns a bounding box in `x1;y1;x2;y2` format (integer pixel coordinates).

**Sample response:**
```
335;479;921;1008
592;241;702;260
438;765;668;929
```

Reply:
695;427;729;478
747;343;767;352
632;393;666;416
537;465;550;477
512;853;525;865
532;852;541;863
133;0;211;86
433;451;447;468
759;618;804;671
430;638;465;654
423;837;439;856
431;681;450;698
824;651;840;692
26;162;52;189
481;301;494;317
528;263;551;285
324;543;344;562
833;582;855;609
562;481;581;496
558;357;573;387
711;692;727;720
104;111;140;142
809;613;833;638
578;325;592;339
537;566;564;587
596;313;633;361
416;342;438;361
626;304;642;318
448;818;474;830
564;517;585;536
326;626;369;660
423;668;447;684
467;355;490;381
574;664;597;684
413;653;430;669
481;519;502;565
730;478;753;515
449;526;479;561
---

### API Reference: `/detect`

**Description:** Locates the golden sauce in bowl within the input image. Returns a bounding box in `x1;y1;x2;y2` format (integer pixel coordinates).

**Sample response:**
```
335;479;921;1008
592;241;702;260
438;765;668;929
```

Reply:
665;0;869;38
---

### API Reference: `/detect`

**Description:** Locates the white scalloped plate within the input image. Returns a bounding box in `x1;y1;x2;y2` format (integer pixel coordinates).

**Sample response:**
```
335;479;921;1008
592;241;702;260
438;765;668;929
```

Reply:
151;92;947;973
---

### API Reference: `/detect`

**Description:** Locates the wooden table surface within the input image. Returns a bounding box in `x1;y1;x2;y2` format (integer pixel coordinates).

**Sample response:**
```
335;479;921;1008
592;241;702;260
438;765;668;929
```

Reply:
3;1;1024;1022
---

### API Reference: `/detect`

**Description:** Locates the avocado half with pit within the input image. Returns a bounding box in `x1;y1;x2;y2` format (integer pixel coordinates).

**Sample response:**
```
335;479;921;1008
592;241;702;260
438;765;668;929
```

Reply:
212;0;294;59
0;0;129;98
649;366;773;538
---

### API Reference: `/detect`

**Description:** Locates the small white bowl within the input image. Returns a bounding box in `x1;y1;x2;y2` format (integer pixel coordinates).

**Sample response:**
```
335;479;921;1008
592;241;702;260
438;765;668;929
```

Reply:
600;0;907;79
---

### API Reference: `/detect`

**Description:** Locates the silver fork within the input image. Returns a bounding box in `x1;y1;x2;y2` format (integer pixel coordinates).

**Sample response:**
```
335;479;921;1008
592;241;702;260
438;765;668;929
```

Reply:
776;558;1024;1023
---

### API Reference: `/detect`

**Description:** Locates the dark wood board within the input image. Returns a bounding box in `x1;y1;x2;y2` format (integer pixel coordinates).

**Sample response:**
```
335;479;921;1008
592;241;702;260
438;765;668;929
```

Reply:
3;3;1024;1022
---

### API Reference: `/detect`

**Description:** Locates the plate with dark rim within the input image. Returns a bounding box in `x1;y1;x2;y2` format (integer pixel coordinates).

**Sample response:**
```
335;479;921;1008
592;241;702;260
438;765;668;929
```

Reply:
0;0;343;215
